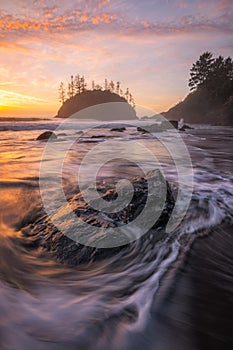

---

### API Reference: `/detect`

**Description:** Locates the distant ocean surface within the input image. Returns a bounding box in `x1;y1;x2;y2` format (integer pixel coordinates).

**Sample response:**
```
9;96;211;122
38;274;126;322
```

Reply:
0;119;232;349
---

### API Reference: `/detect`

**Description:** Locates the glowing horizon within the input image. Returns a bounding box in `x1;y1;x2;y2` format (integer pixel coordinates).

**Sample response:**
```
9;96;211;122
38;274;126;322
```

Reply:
0;0;232;117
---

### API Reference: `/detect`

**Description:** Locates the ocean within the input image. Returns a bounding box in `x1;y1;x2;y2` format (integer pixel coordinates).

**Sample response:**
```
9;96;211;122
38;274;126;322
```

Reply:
0;119;232;350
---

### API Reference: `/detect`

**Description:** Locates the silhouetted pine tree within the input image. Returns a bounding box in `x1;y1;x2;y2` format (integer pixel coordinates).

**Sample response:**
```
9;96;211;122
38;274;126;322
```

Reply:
189;51;214;90
70;75;75;97
125;88;130;102
80;76;86;93
58;76;136;109
116;81;120;95
104;79;109;90
94;84;103;90
109;80;115;92
189;52;233;103
74;75;82;94
67;83;72;99
58;82;66;104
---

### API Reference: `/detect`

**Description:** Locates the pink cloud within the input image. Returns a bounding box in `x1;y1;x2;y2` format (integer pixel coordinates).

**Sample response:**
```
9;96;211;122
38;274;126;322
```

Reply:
98;0;111;9
217;0;233;11
91;13;116;24
0;2;232;45
141;20;150;28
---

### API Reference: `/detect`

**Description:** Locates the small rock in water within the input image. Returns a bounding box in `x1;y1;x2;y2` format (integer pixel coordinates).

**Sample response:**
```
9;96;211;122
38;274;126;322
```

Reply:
137;126;150;134
179;124;193;131
36;131;57;140
110;127;126;132
57;132;67;137
91;135;106;138
169;120;178;129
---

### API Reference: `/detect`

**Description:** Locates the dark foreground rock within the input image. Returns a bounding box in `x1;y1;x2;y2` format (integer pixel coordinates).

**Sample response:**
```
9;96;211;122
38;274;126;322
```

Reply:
21;170;174;265
36;131;57;140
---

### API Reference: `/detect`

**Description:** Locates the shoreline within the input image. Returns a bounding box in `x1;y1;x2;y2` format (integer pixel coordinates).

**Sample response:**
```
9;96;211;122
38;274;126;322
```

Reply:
0;117;51;122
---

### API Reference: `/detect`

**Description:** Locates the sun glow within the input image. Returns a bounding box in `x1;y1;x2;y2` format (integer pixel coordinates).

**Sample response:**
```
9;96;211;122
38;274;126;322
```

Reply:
0;89;57;117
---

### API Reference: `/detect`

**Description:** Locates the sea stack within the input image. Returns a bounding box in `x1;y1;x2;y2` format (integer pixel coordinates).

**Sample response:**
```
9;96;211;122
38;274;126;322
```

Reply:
56;90;137;121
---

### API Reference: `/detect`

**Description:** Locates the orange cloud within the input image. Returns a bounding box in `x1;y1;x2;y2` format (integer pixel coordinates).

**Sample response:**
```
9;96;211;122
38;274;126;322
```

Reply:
0;3;232;42
141;20;150;28
0;10;117;37
80;14;88;22
0;15;49;32
91;13;116;24
98;0;111;9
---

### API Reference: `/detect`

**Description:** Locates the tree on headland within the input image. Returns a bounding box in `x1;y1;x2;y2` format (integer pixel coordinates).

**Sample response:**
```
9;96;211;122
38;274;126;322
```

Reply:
188;52;233;103
164;51;233;125
189;51;214;91
209;55;233;101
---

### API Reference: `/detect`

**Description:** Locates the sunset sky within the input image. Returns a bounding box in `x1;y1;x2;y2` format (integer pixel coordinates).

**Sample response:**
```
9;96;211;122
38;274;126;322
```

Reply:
0;0;232;117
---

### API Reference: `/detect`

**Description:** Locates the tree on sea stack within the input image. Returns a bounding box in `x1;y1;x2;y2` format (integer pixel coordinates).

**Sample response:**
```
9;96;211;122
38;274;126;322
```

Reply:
58;82;66;104
56;75;137;120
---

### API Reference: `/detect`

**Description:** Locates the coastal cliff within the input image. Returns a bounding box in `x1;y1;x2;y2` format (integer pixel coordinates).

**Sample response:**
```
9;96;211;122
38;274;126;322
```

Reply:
163;89;233;125
163;52;233;126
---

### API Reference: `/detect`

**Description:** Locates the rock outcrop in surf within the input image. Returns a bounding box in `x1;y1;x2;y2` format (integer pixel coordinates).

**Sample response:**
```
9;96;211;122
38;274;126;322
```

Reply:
56;90;137;120
21;170;174;265
36;131;57;140
56;76;137;120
